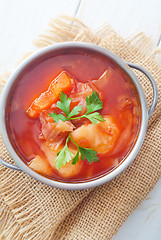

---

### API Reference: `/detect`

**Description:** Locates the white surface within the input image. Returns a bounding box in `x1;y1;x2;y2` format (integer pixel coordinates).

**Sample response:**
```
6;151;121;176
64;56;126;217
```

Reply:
0;0;161;239
76;0;161;45
113;178;161;240
0;0;80;72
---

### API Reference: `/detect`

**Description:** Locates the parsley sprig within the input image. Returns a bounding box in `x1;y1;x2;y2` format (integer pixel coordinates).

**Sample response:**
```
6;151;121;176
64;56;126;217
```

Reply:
70;136;99;165
55;133;99;169
55;135;74;169
49;92;83;123
49;90;104;169
49;91;105;124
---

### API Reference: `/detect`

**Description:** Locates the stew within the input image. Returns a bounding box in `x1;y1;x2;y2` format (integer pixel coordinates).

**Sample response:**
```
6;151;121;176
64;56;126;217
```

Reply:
6;48;141;182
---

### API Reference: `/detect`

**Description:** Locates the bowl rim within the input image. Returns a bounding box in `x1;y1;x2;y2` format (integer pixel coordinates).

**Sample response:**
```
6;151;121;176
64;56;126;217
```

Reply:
0;42;148;190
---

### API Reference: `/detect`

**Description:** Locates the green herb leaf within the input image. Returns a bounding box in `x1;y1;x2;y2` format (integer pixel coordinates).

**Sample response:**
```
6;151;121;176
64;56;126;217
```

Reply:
79;147;99;163
54;133;100;168
84;112;105;124
50;91;104;124
70;135;100;165
49;90;105;169
86;91;103;114
72;149;80;164
70;91;105;124
57;92;71;117
68;105;83;119
55;136;74;169
49;112;67;123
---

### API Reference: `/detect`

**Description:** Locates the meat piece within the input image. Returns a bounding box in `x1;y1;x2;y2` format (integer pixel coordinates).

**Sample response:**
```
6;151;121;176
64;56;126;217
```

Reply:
27;71;73;118
71;116;120;154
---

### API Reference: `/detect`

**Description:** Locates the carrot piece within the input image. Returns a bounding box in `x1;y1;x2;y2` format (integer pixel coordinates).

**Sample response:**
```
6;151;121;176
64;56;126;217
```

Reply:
29;155;52;175
27;71;73;118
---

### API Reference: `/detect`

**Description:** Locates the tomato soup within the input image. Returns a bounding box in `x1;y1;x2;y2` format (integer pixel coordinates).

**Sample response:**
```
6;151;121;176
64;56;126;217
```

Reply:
6;48;141;182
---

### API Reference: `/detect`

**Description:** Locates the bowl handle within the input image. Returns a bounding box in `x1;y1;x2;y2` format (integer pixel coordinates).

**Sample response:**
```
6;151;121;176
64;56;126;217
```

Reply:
126;62;158;119
0;157;21;171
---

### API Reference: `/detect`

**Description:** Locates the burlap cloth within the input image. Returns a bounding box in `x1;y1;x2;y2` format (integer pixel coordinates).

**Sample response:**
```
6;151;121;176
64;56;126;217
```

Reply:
0;16;161;240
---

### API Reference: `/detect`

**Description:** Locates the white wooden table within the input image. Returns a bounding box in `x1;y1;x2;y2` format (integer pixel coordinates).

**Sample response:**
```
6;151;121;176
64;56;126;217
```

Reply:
0;0;161;239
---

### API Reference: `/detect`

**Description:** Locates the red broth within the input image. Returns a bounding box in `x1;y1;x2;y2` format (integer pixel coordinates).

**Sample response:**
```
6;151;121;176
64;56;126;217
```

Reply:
6;48;141;182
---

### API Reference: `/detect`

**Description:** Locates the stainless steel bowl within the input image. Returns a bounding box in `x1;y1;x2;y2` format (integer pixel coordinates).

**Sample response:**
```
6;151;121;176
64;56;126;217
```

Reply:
0;42;158;190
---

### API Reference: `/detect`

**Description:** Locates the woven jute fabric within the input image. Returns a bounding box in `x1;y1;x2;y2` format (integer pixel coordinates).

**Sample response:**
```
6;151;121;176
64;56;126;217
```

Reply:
0;17;161;240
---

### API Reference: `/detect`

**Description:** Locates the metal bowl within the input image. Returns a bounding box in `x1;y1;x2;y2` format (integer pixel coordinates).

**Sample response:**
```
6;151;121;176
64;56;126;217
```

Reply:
0;42;158;190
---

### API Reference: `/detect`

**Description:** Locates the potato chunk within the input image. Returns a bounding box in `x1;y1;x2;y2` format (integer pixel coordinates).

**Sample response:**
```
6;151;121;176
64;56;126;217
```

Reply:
29;155;52;175
27;71;73;118
71;116;119;154
41;143;82;178
58;161;82;178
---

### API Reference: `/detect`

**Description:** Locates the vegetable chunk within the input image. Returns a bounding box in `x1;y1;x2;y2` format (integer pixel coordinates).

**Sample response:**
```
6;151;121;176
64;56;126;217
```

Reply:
71;116;119;154
27;71;73;118
59;161;82;178
29;155;52;175
41;143;82;178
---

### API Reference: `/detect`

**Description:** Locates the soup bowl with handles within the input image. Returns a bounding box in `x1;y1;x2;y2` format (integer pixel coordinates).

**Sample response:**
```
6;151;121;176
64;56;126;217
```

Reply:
0;42;158;190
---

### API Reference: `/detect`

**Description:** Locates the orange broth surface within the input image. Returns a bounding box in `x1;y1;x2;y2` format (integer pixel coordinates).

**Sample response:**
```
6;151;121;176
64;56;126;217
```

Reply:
6;48;141;182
